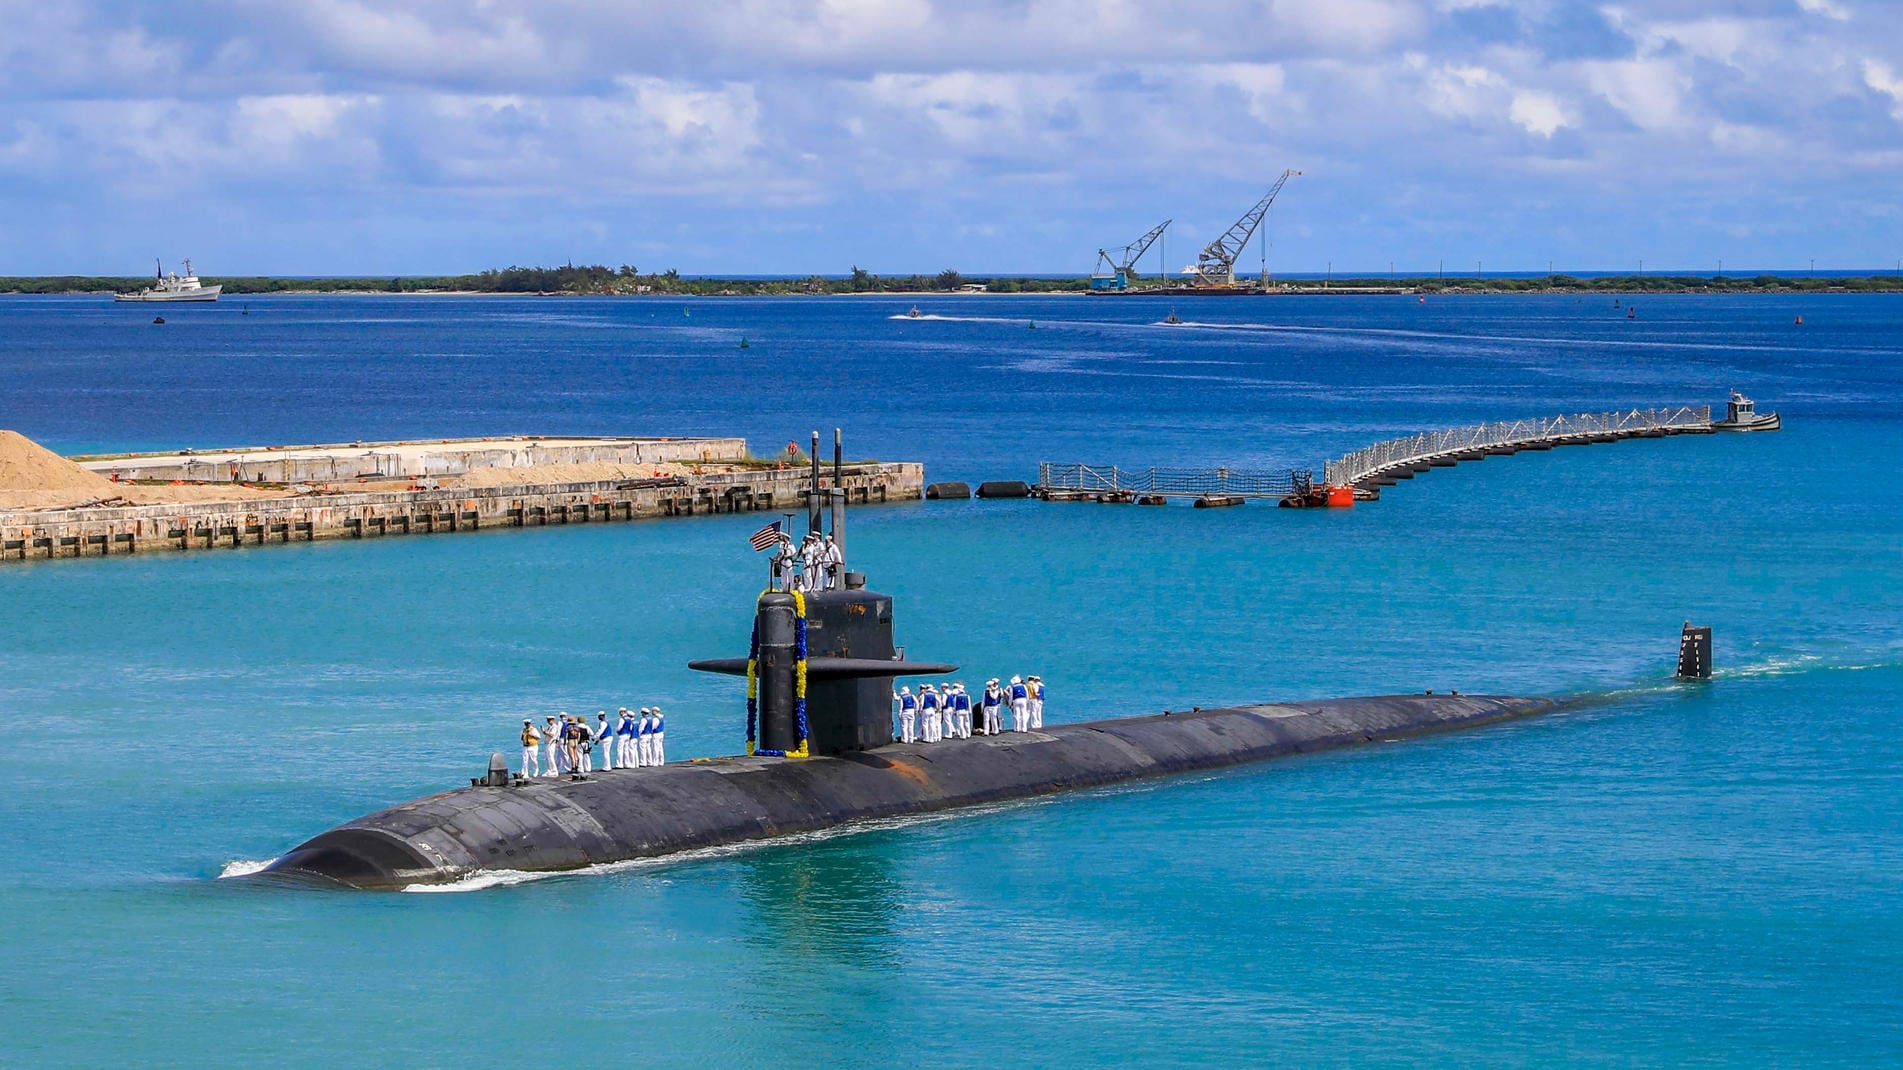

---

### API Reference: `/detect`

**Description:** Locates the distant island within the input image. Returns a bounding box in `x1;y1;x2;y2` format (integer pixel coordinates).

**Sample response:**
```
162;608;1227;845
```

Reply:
4;264;1901;296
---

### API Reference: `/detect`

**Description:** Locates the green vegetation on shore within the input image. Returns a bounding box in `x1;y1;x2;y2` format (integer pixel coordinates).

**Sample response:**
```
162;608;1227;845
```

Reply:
3;265;1900;296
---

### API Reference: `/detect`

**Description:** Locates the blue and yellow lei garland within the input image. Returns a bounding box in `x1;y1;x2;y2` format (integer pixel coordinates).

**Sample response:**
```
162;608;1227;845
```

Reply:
745;589;810;758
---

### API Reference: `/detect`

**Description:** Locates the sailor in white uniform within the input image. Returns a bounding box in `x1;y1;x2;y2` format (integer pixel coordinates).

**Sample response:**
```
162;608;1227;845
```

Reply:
594;712;613;771
981;679;1003;736
651;706;667;765
631;708;650;767
895;686;918;743
615;708;636;768
919;684;942;743
820;533;844;590
799;533;824;591
1028;676;1044;730
951;683;973;739
544;716;563;775
774;533;798;591
520;719;541;777
1008;677;1030;732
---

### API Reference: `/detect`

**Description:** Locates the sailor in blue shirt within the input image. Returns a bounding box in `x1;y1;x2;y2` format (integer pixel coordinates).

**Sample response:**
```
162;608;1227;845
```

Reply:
894;686;918;743
615;708;636;769
919;684;942;743
651;706;667;765
1008;676;1030;732
594;712;613;771
951;683;973;739
981;679;1003;735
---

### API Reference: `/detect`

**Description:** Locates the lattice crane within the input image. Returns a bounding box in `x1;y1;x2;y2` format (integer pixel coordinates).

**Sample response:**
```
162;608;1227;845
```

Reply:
1192;169;1301;287
1091;220;1171;290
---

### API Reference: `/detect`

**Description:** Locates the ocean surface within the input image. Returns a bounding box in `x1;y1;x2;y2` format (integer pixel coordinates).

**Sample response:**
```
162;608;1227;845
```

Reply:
2;292;1900;1066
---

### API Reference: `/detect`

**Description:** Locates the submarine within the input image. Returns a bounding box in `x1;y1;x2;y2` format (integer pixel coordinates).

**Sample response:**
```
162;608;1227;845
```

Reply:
259;431;1557;890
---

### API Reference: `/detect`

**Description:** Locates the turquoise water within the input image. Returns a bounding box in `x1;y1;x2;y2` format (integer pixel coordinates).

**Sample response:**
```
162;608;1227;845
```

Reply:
3;294;1901;1065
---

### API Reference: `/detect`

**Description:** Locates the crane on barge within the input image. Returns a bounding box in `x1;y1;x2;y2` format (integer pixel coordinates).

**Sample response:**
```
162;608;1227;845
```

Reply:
1192;169;1300;288
1090;220;1171;290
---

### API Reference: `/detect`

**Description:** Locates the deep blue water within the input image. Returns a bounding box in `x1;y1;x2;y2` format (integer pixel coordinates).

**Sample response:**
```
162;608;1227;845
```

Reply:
2;293;1900;1066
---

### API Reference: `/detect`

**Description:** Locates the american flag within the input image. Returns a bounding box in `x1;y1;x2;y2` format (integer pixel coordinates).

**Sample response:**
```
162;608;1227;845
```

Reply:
748;520;783;551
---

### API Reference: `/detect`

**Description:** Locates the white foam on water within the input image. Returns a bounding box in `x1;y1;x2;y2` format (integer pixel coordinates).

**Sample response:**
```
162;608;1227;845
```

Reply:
217;857;276;879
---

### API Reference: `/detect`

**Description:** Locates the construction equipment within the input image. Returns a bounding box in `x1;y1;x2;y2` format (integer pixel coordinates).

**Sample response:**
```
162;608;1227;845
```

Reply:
1090;220;1171;290
1191;170;1300;288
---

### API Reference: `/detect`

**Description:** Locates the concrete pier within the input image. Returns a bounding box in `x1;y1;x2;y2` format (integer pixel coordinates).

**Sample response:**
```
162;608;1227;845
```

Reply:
1;437;923;563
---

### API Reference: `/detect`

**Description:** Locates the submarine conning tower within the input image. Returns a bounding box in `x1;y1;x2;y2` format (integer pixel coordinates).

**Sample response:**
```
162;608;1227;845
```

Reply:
688;429;956;757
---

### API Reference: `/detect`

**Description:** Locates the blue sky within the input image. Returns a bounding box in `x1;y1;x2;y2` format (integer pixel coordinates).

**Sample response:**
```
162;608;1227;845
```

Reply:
3;0;1901;275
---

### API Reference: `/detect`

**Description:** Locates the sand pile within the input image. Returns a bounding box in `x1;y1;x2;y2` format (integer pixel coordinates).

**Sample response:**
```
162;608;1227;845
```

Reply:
0;430;294;510
0;430;119;496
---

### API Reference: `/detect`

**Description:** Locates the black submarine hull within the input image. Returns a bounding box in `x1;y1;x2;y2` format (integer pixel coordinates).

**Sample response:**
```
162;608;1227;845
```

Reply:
261;694;1553;889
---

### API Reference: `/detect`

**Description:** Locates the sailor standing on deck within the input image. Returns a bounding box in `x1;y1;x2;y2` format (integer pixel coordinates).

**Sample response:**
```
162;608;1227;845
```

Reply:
635;707;656;766
520;719;541;777
563;715;584;777
616;708;637;768
595;712;614;771
1028;676;1044;730
544;716;563;776
821;533;844;590
1008;677;1029;732
895;686;918;743
774;533;798;591
652;706;667;765
981;679;1003;736
951;683;973;739
919;684;942;743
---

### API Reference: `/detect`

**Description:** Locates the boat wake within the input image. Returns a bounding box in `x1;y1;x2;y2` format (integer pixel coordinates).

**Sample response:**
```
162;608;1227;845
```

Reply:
217;857;276;879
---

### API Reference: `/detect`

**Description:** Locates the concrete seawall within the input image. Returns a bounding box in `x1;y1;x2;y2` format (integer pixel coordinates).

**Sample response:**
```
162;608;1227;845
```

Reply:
1;461;922;562
74;435;747;484
261;694;1554;889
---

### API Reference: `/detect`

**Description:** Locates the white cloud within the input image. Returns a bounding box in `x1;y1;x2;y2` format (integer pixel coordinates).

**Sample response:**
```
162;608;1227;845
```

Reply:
1865;59;1903;120
1509;91;1568;137
1796;0;1851;21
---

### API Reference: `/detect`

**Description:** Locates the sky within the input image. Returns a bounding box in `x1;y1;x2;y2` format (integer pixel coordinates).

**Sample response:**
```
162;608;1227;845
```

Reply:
3;0;1901;275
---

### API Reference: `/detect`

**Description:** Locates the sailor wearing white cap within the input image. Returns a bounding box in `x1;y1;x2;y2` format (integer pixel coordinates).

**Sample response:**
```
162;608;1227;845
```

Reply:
1008;676;1030;733
951;683;972;739
594;712;613;771
544;716;563;776
615;708;636;768
895;686;918;743
651;706;667;765
520;719;541;777
919;684;942;743
981;679;1003;736
1028;676;1044;730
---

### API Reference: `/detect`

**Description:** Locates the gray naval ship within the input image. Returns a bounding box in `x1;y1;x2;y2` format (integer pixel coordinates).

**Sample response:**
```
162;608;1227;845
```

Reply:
259;431;1557;890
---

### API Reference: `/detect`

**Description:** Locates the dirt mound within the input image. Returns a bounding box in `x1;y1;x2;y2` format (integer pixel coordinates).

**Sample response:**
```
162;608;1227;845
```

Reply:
0;430;118;495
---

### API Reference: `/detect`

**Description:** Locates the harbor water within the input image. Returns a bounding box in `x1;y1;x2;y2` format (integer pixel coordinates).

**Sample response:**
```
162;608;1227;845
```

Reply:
2;293;1900;1065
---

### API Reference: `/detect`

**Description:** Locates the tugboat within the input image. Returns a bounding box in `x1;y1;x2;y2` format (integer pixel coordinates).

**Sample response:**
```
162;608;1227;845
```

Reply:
114;259;221;303
1713;390;1780;432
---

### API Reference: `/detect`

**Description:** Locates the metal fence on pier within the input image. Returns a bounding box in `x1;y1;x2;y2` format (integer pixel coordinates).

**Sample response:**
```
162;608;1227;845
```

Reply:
1036;463;1312;499
1322;406;1711;487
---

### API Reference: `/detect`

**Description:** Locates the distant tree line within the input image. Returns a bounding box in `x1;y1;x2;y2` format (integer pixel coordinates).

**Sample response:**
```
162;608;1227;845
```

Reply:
4;267;1900;296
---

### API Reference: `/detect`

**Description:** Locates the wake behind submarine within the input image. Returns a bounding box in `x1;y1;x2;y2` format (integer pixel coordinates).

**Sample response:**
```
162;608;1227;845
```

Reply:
260;431;1562;890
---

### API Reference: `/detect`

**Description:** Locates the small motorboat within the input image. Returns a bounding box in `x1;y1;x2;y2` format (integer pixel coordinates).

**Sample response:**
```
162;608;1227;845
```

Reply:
1713;391;1780;432
1163;310;1182;325
905;306;922;318
152;316;165;324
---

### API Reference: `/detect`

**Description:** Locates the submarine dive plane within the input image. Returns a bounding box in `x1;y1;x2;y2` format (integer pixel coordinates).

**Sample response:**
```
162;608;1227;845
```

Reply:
258;431;1556;890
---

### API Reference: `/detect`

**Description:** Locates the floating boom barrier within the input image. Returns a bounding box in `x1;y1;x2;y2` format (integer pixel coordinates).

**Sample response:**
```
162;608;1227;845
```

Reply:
1035;405;1716;509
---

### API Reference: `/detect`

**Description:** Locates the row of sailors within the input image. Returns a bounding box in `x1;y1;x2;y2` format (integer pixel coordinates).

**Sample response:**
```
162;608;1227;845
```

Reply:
893;675;1043;744
518;708;667;779
775;531;843;592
